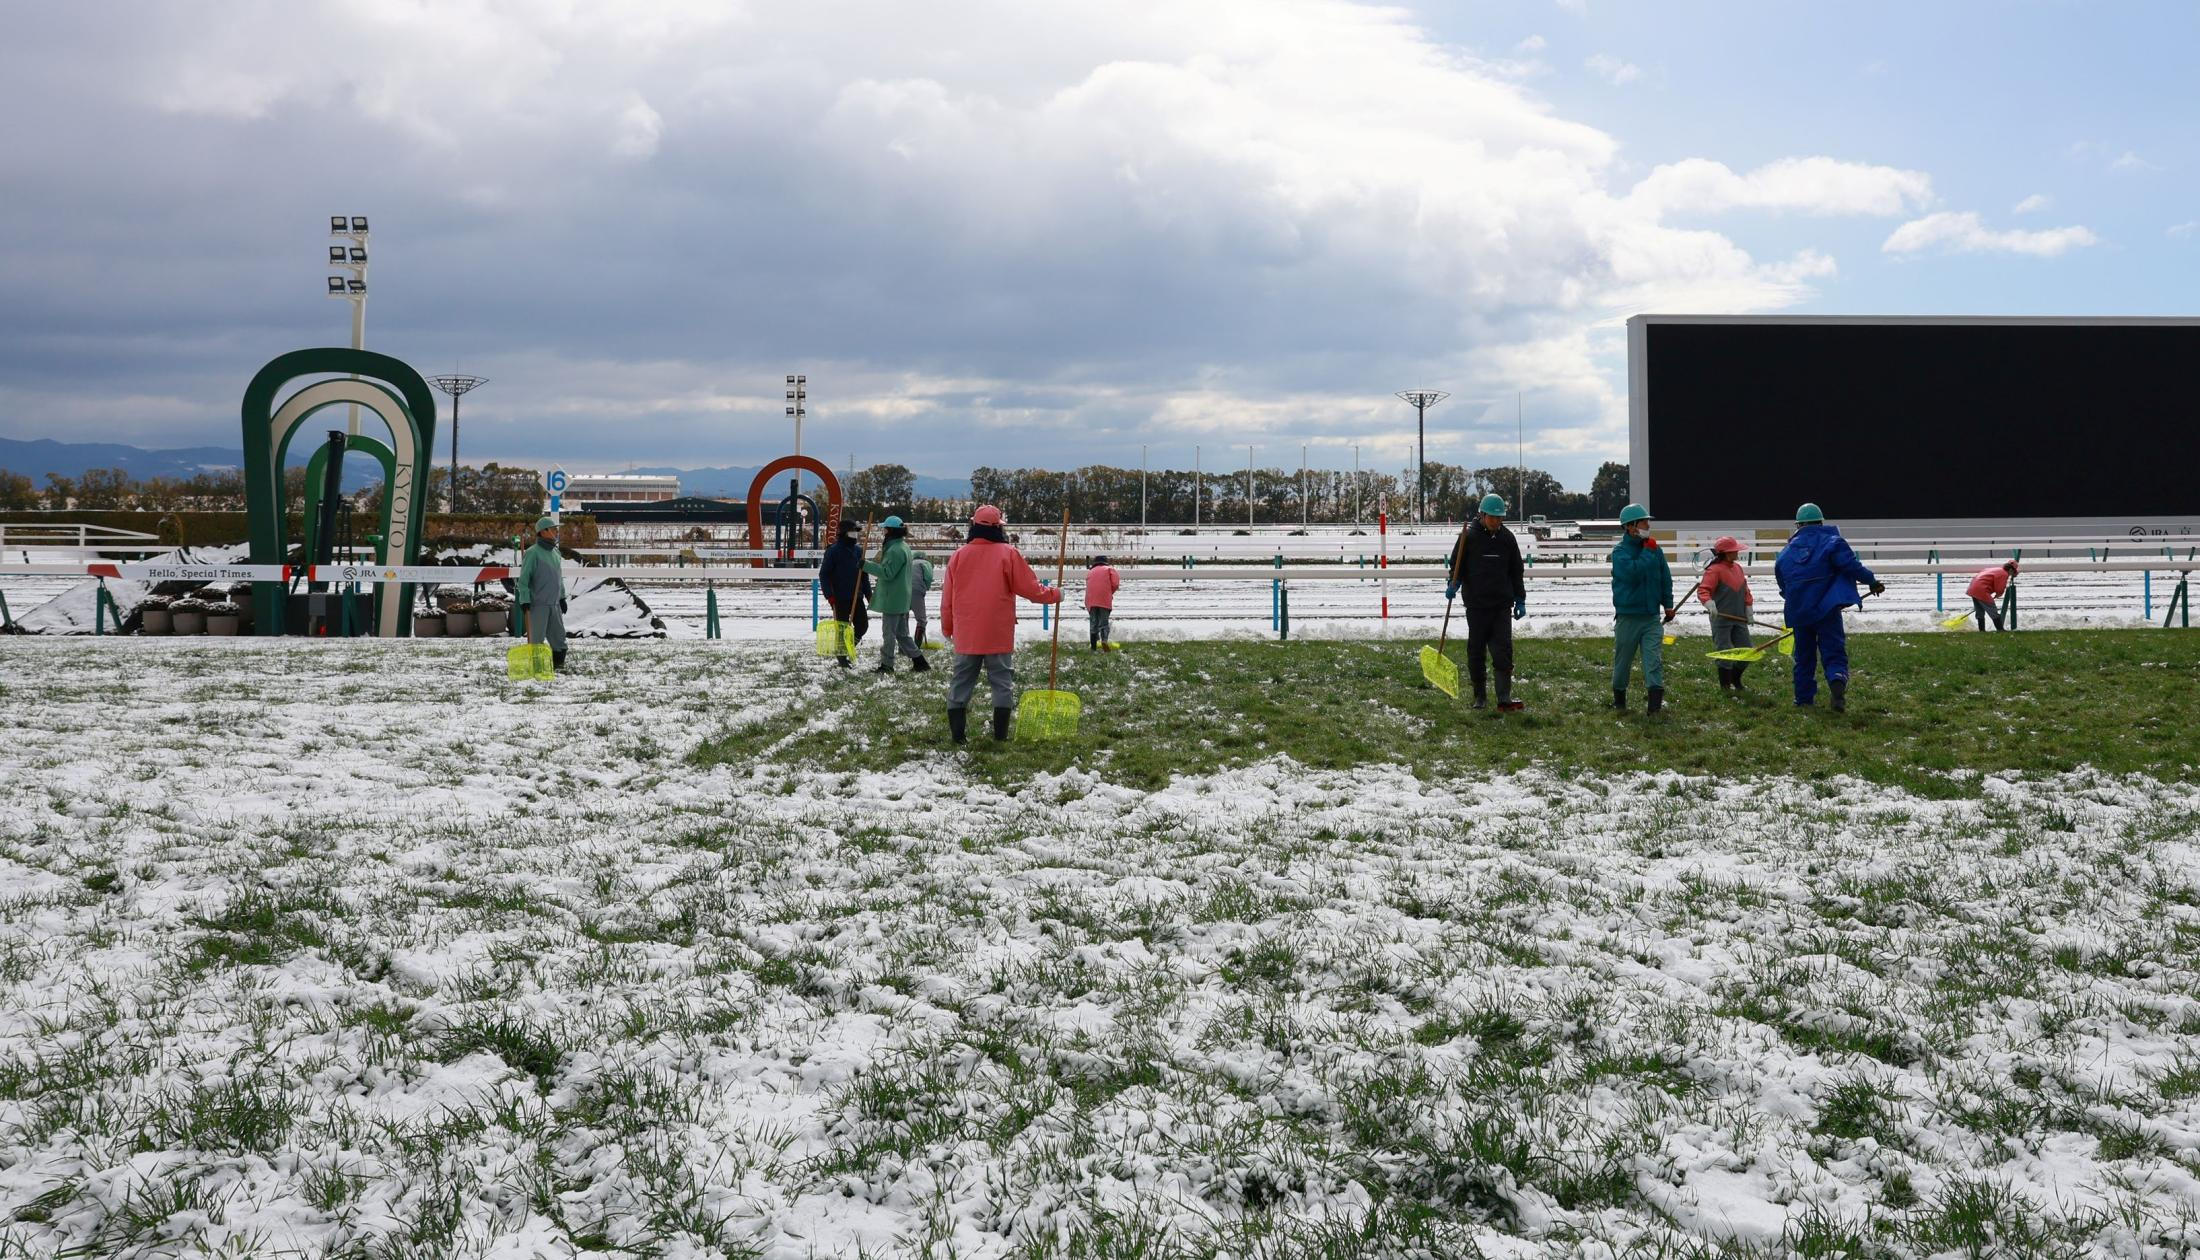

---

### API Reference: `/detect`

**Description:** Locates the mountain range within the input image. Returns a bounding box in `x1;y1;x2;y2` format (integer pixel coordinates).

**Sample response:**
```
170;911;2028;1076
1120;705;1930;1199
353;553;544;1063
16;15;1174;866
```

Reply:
0;438;971;500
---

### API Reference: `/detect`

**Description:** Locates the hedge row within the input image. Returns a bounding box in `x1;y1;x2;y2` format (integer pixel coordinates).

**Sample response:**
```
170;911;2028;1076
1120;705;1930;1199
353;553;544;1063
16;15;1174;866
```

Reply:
0;511;598;550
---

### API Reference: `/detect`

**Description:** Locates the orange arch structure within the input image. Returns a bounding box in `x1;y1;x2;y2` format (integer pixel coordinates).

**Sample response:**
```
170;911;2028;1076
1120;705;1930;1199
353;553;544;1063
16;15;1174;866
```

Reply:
746;456;844;567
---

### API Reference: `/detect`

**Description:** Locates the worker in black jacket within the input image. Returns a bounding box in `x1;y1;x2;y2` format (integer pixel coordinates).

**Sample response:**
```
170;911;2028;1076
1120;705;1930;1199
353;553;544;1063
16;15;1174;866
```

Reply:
815;517;872;668
1445;493;1528;712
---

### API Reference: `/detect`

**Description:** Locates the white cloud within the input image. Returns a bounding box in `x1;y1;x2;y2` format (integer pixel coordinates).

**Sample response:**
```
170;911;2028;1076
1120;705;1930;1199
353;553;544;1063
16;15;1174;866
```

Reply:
1626;157;1932;219
1882;211;2097;257
1585;53;1642;85
2169;221;2198;239
2012;193;2050;214
612;94;663;159
2110;150;2162;173
0;0;1925;483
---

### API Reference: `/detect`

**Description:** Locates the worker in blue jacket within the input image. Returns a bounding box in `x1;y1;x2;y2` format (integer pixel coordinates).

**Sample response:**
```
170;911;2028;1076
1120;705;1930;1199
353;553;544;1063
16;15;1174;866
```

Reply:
1609;504;1676;714
1774;502;1883;712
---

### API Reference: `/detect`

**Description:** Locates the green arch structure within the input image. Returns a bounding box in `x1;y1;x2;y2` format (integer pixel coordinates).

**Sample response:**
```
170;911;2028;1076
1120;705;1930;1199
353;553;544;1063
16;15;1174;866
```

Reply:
242;348;437;637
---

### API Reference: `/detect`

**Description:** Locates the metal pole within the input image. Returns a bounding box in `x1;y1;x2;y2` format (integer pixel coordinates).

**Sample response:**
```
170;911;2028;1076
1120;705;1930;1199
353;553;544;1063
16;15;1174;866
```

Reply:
1194;445;1200;528
1517;392;1524;518
1354;445;1360;524
349;293;365;437
1301;444;1307;528
1141;445;1147;528
1247;445;1255;526
1417;400;1425;523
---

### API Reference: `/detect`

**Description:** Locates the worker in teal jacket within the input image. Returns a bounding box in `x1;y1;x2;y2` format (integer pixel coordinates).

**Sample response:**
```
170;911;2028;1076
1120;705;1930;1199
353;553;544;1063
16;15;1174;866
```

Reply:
516;515;567;670
1609;504;1676;713
861;516;929;673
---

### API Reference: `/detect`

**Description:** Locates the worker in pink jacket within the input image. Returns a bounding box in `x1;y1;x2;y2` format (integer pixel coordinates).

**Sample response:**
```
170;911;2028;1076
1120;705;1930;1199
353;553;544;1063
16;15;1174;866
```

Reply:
1966;560;2017;631
1696;536;1756;693
1084;555;1122;651
940;504;1062;743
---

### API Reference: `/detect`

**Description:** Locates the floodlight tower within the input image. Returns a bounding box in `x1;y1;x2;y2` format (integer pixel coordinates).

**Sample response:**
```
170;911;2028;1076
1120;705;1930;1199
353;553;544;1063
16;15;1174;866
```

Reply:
1395;389;1449;522
325;216;371;435
785;373;807;498
429;374;489;512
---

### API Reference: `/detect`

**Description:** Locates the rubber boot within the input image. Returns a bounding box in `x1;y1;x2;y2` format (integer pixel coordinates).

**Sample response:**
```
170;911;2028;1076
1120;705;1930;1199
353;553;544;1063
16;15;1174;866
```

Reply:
992;706;1013;741
1731;663;1747;692
872;662;893;674
1471;679;1488;710
1830;679;1847;713
1498;674;1522;712
1613;688;1627;711
552;649;567;671
1647;687;1664;715
911;656;931;672
948;707;968;744
1717;665;1734;692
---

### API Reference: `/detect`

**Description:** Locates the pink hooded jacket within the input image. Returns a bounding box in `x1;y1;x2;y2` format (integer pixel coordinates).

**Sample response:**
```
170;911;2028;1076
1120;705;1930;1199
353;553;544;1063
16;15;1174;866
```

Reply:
1084;564;1121;610
1966;566;2012;603
940;538;1060;655
1695;558;1754;607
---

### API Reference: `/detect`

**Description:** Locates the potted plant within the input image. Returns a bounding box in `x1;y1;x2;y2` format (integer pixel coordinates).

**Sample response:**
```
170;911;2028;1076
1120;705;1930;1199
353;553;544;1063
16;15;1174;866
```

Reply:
205;600;243;636
442;594;477;638
413;590;445;638
170;595;209;635
139;594;173;635
474;595;510;636
222;583;256;626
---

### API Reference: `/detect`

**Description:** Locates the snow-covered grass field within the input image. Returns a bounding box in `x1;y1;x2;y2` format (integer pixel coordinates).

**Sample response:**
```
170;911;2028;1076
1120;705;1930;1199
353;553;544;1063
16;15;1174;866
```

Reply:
4;635;2200;1258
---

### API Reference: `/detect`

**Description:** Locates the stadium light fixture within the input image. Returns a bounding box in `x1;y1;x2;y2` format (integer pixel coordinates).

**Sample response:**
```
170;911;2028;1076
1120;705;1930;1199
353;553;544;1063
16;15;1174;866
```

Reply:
429;374;489;513
325;214;372;434
1395;389;1449;523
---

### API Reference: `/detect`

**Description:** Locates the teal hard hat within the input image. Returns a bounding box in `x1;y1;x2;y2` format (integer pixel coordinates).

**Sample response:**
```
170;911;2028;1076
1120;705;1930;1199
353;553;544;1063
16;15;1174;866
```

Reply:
1795;502;1825;525
1618;504;1651;526
882;515;905;529
1478;493;1508;518
534;515;557;532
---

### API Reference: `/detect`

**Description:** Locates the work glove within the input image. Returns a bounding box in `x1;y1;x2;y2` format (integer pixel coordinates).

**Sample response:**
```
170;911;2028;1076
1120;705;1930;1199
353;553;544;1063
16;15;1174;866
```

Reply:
1662;607;1677;624
1512;597;1526;620
1868;582;1885;597
1443;581;1458;601
559;597;569;613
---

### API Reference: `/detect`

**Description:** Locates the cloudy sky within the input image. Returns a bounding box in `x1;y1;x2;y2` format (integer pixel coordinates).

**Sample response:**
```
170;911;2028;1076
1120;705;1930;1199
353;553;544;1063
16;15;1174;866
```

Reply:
1;0;2193;488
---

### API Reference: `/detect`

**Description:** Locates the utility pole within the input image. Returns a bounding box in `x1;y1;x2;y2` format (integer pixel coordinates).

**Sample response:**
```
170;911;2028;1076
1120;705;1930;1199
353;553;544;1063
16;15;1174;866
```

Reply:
1517;391;1526;519
1300;444;1308;528
1141;444;1148;528
1247;445;1255;526
1396;390;1448;523
428;374;488;513
1194;445;1201;528
1354;444;1361;525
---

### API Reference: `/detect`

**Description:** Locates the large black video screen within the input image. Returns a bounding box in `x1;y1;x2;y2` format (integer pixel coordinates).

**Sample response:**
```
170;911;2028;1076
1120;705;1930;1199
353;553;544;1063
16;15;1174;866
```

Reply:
1642;320;2200;521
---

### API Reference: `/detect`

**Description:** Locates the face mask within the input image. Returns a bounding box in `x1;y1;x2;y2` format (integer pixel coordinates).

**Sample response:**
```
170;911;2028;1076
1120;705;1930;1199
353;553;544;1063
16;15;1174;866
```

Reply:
536;535;555;548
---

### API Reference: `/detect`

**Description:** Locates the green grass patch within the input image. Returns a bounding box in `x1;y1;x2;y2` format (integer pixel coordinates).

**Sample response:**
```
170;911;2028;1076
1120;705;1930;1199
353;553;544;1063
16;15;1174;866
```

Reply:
690;630;2200;790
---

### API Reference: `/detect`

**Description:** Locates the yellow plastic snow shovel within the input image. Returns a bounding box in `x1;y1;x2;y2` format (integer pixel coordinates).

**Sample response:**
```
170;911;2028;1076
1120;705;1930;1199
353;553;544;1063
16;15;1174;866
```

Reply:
815;619;855;658
1419;597;1460;698
507;642;553;680
1018;507;1081;740
1708;624;1793;663
1940;611;1973;630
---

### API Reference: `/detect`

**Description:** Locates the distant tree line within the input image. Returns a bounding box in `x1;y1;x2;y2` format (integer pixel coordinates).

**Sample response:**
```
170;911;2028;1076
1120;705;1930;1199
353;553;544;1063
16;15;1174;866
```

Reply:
839;459;1631;525
0;463;546;515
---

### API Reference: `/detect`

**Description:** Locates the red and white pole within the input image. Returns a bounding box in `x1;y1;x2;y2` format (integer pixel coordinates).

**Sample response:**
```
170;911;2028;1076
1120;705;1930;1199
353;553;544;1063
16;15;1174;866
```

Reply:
1378;496;1389;619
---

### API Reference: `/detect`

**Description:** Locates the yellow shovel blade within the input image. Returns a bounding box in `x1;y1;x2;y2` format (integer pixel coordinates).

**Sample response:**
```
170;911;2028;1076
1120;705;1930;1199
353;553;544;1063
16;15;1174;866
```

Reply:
1017;689;1082;740
1419;645;1460;698
815;620;855;658
1940;612;1973;630
1778;634;1794;656
1705;646;1766;662
1663;634;1677;645
507;643;553;680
